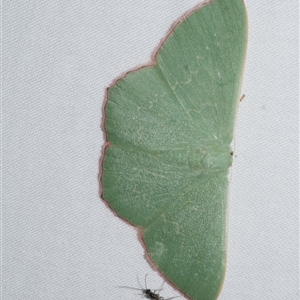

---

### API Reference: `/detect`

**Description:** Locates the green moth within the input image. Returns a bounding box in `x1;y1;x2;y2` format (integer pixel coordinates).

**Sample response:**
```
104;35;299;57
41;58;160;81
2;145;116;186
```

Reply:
101;0;247;299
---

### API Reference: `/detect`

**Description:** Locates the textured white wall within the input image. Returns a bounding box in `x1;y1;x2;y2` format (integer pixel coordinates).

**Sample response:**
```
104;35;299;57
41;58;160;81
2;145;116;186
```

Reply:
3;0;298;299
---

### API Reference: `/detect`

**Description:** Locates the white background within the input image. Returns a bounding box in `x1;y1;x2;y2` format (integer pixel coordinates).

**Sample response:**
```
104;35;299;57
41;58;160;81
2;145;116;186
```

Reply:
3;0;299;299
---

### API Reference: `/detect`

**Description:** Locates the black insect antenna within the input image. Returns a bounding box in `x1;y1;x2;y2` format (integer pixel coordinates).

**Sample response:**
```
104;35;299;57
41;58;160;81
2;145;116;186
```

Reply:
117;274;182;299
116;275;158;299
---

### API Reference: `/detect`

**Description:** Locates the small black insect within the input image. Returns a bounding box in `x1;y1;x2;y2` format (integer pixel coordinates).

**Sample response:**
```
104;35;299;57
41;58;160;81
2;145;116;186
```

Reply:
117;275;180;300
142;288;164;300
